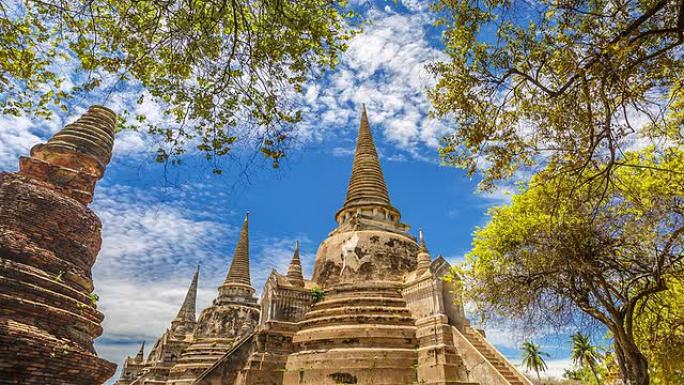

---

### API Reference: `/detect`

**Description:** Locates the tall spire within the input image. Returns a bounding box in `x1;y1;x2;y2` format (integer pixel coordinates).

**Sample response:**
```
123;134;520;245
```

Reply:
416;227;432;275
342;105;391;210
418;228;428;252
175;265;199;322
286;240;305;287
225;212;251;286
135;341;145;362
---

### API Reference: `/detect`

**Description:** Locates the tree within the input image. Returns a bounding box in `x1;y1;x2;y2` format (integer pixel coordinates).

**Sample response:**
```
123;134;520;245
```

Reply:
521;341;550;380
428;0;684;190
571;333;602;385
452;147;684;385
0;0;354;169
633;277;684;384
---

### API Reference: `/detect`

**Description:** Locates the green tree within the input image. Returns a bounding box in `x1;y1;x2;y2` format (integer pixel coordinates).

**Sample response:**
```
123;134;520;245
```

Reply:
571;333;602;385
634;278;684;384
452;147;684;385
0;0;355;169
521;341;550;380
429;0;684;190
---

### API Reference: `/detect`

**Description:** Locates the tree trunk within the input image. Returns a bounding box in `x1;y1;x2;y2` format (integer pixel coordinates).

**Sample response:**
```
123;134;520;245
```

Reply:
613;329;650;385
588;360;601;385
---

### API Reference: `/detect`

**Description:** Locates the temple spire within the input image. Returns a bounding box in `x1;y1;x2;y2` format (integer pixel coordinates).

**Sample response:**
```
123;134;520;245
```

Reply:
175;265;199;322
418;228;427;252
416;227;432;275
225;212;251;286
135;341;145;362
286;240;305;287
341;105;391;210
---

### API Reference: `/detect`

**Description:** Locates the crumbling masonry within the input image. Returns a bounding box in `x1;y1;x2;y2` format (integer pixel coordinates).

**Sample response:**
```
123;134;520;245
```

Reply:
0;106;119;384
115;107;533;385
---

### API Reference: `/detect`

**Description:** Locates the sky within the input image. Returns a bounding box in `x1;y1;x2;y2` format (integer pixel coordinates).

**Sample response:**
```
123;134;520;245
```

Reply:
0;0;584;382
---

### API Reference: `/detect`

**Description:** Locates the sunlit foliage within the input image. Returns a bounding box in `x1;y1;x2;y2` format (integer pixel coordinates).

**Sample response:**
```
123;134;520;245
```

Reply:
0;0;355;168
430;0;683;190
451;147;684;384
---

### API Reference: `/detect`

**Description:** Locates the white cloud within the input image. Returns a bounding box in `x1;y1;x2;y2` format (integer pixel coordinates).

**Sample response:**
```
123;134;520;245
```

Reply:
0;114;63;170
298;8;450;160
332;147;355;157
480;185;515;205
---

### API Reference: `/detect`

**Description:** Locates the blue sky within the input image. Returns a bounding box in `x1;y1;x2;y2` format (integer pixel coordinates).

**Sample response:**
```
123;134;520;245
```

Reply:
0;0;582;382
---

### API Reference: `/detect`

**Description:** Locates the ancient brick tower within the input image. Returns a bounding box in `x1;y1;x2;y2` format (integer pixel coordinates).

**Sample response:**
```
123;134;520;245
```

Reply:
164;213;260;385
0;106;118;384
121;266;200;385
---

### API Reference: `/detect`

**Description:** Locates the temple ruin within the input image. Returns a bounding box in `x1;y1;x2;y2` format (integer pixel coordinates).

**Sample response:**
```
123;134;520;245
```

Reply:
0;106;119;384
115;107;532;385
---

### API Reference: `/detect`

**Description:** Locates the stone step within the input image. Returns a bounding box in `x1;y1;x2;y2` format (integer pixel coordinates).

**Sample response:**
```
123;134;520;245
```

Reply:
306;305;413;320
299;313;417;329
312;296;407;310
462;327;529;385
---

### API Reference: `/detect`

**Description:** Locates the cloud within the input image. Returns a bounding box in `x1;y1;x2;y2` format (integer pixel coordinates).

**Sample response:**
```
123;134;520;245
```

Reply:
0;114;62;170
332;147;355;157
479;185;515;205
298;7;450;160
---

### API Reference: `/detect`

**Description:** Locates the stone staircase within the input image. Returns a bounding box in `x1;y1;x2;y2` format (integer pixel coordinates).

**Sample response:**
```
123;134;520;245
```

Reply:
463;327;529;385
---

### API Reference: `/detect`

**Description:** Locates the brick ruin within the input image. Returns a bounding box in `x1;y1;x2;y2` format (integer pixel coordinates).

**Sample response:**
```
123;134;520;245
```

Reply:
115;107;533;385
0;106;118;384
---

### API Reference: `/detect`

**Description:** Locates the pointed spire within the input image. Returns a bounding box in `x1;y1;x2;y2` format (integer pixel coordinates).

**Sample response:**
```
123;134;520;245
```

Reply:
135;341;145;362
416;227;432;275
287;240;305;287
225;212;251;286
418;228;428;252
174;265;199;322
342;105;391;210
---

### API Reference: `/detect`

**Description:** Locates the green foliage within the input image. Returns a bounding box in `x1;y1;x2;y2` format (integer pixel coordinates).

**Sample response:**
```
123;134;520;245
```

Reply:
429;0;684;190
521;341;549;380
634;278;684;384
310;286;325;304
88;292;99;306
450;147;684;384
0;0;355;169
563;366;606;385
570;333;603;385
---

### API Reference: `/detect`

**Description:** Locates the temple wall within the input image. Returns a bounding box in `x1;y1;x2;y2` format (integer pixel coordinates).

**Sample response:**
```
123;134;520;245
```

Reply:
403;275;445;319
260;279;310;324
0;106;117;385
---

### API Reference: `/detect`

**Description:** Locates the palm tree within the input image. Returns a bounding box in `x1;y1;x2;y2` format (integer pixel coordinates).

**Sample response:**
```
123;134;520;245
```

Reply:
521;341;550;380
571;332;602;385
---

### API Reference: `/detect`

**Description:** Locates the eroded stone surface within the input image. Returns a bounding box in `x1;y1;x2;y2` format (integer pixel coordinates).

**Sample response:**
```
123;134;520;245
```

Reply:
0;106;118;385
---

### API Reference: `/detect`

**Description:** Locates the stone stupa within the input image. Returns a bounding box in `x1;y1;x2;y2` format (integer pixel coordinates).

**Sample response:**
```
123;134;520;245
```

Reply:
116;106;532;385
0;106;119;385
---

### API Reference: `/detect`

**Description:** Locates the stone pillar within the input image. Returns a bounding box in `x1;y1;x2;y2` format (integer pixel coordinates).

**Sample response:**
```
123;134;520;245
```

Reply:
0;106;118;384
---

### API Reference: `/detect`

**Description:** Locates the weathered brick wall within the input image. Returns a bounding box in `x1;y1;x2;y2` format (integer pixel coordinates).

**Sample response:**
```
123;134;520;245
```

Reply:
0;172;116;384
0;105;118;385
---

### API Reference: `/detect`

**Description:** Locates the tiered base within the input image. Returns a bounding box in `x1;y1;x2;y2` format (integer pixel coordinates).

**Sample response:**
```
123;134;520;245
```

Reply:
166;338;235;385
283;282;418;385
